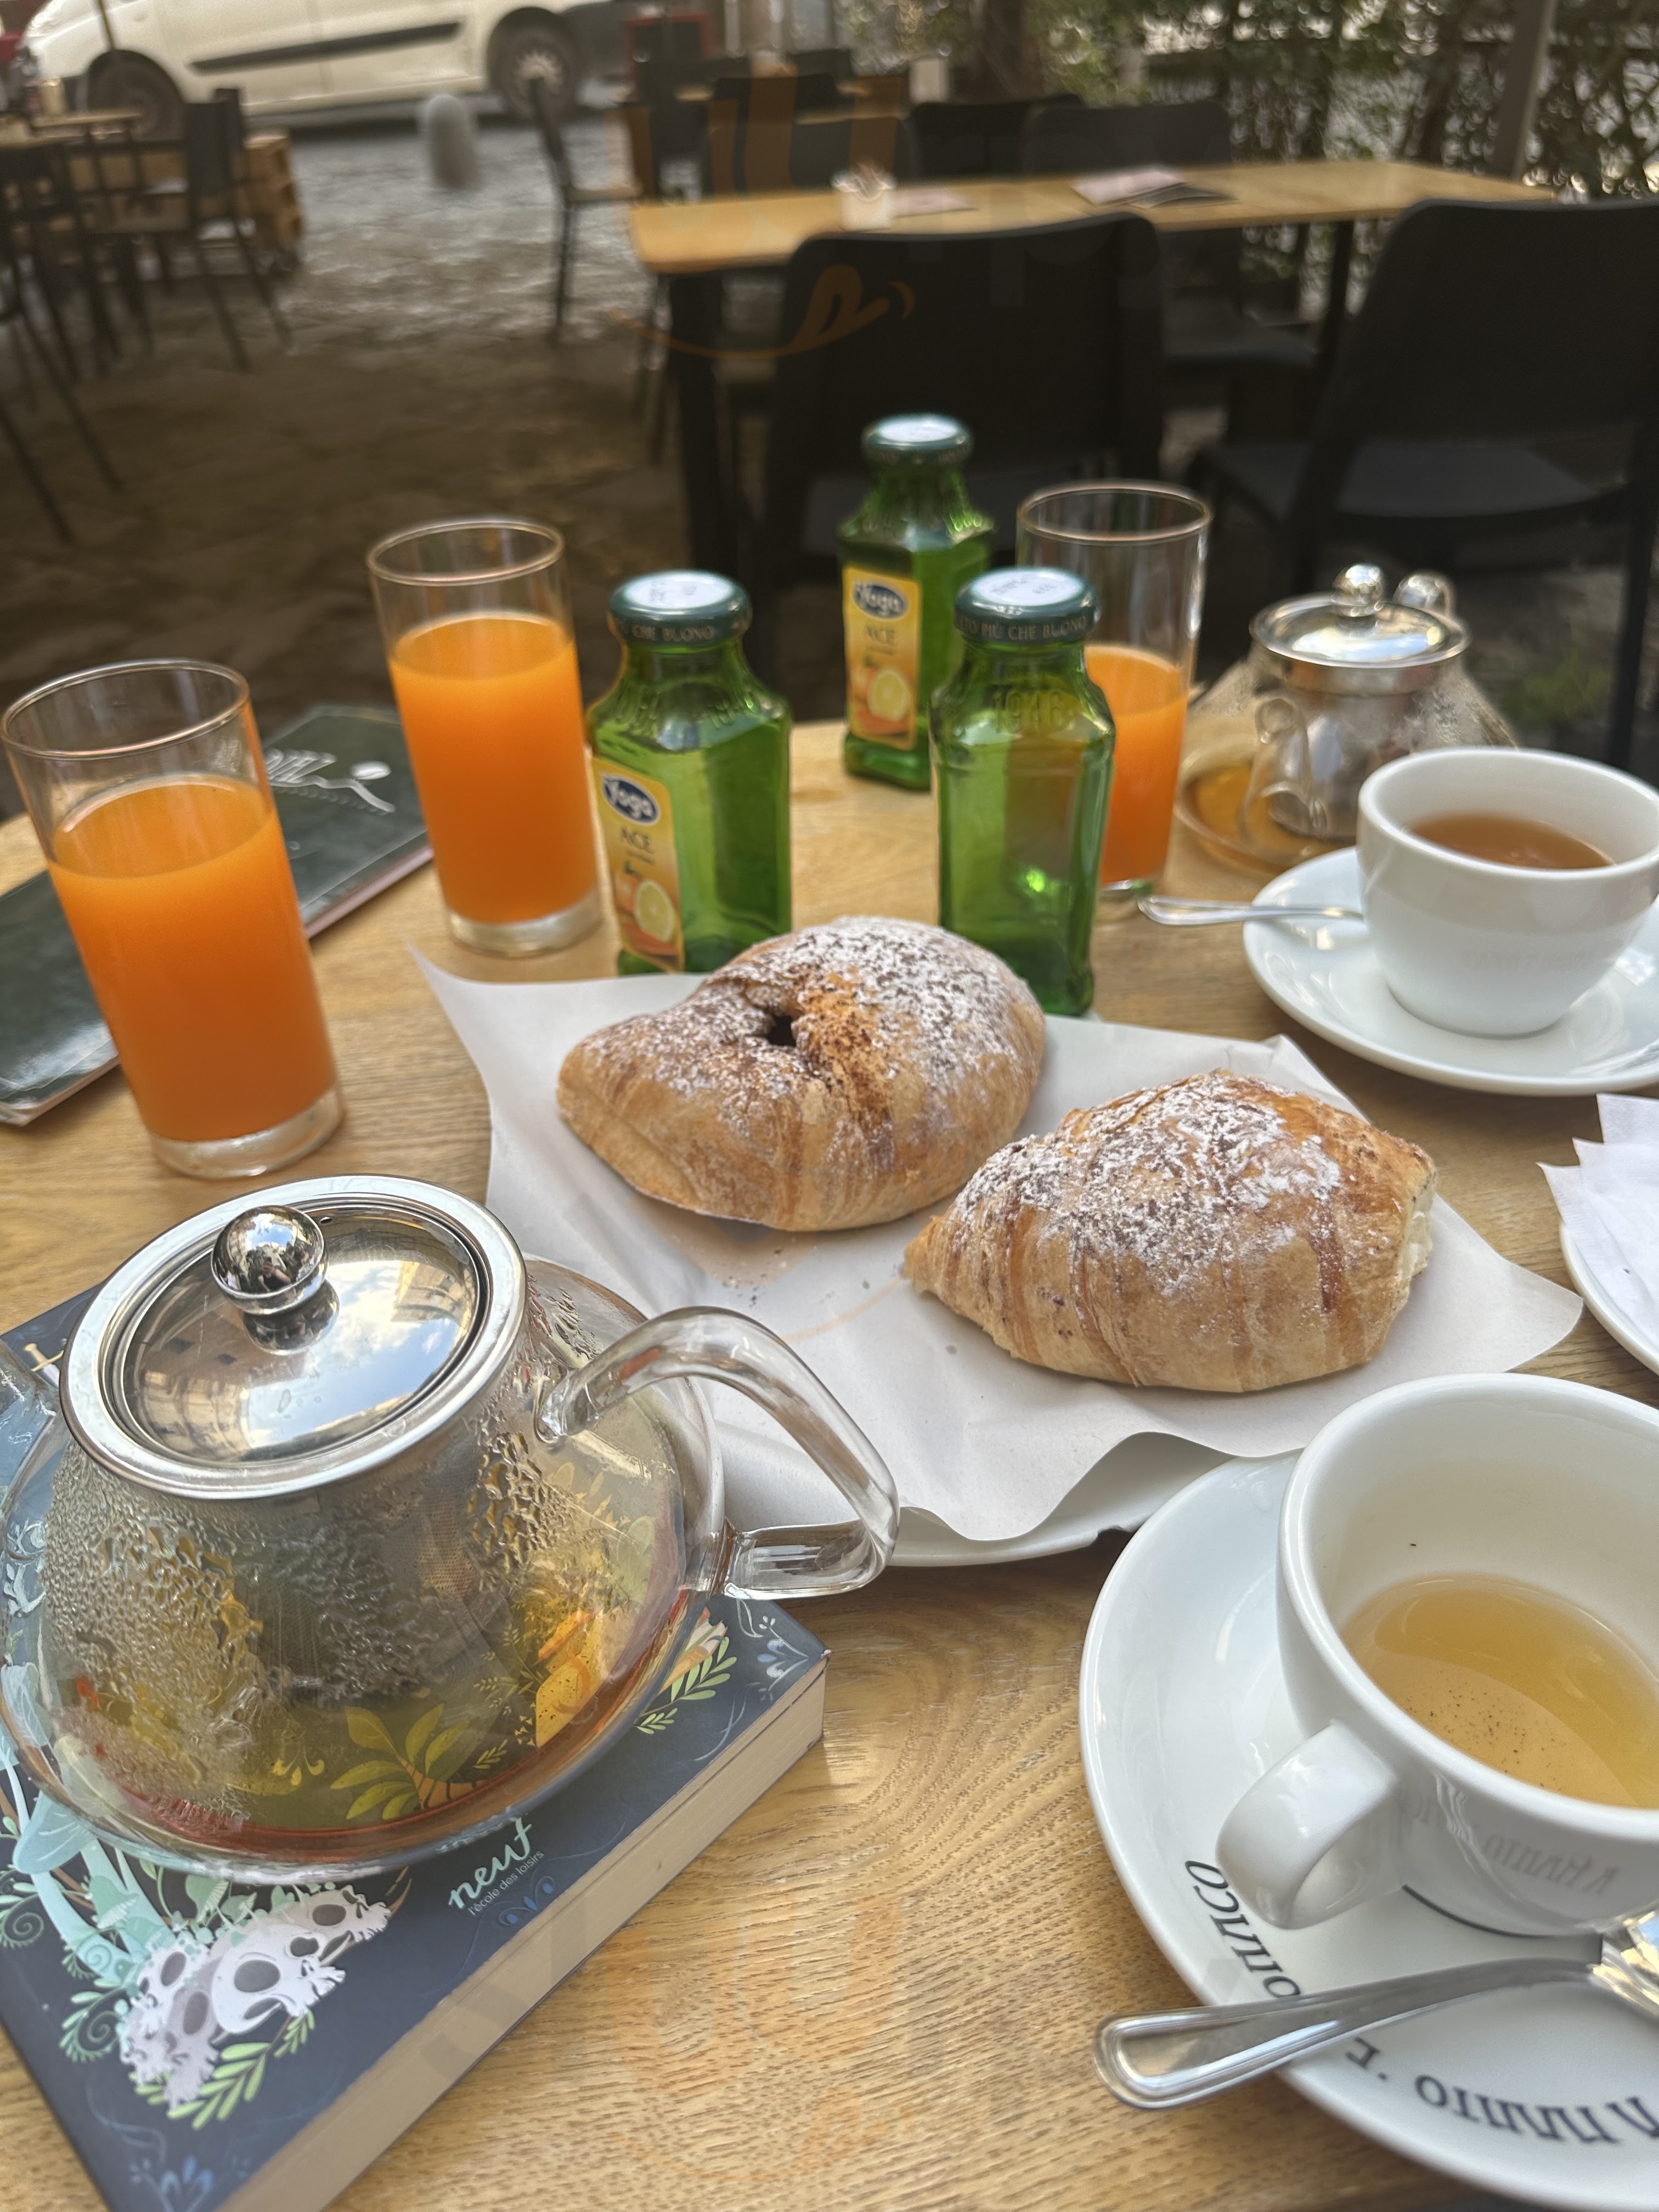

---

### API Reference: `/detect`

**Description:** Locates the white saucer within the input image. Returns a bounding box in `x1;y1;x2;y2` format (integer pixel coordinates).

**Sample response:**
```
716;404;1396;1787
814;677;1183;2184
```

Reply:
890;1432;1228;1567
1079;1455;1659;2210
1244;849;1659;1096
1560;1223;1659;1380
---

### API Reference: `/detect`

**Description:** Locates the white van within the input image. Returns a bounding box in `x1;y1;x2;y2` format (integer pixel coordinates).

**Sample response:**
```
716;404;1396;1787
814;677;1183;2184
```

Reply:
22;0;629;134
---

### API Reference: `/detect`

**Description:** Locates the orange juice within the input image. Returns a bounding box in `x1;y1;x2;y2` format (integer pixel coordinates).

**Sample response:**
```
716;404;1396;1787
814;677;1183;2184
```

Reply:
390;612;597;926
49;776;336;1143
1086;643;1188;884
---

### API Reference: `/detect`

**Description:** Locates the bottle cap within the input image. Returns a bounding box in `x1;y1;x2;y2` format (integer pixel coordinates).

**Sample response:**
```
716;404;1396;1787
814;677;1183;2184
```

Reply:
953;567;1098;645
609;571;750;645
862;414;973;466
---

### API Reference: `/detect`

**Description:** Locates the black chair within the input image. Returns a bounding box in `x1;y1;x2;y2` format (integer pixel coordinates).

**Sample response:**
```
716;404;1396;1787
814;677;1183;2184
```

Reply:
702;109;918;194
910;95;1075;180
0;207;121;539
529;76;637;335
81;100;287;369
710;71;849;121
1022;98;1311;389
743;214;1164;668
0;140;123;379
787;46;855;77
1197;200;1659;766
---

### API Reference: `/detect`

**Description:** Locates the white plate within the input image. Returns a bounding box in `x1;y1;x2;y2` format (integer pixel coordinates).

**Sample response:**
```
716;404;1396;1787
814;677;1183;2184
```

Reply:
1079;1455;1659;2210
1560;1223;1659;1380
1244;849;1659;1096
889;1432;1228;1566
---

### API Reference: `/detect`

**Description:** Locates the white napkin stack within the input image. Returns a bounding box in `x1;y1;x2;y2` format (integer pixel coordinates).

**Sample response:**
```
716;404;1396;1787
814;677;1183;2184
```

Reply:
1544;1096;1659;1346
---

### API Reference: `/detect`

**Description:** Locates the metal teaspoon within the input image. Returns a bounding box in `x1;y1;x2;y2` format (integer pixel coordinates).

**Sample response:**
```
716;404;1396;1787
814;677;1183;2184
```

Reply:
1138;896;1364;927
1093;1909;1659;2109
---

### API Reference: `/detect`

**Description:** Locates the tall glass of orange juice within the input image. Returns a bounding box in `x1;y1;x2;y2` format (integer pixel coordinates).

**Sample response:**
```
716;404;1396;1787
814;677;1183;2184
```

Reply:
3;661;342;1178
1017;486;1210;912
367;518;601;956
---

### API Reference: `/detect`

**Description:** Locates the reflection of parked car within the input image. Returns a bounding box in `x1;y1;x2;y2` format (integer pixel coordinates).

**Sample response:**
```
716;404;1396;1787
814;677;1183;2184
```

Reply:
21;0;627;134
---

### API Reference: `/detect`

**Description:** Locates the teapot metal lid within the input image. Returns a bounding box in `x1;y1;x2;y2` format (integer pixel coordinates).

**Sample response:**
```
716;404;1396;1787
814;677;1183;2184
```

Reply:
1251;564;1470;696
60;1176;525;1501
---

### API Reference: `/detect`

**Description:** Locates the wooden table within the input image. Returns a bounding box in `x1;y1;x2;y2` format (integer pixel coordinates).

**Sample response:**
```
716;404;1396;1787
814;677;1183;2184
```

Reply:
0;728;1644;2212
630;159;1551;574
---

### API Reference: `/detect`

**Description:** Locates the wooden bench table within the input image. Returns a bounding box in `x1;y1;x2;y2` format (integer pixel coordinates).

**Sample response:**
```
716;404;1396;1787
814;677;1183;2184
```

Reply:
0;724;1642;2212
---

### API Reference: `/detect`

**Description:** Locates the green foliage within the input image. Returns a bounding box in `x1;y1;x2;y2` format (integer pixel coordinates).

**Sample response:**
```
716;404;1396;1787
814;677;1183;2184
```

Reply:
1502;644;1613;730
848;0;1659;199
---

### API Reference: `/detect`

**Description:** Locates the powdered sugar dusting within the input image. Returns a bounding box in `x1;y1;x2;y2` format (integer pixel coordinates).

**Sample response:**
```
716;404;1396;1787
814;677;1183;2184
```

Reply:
950;1071;1347;1293
576;916;1042;1128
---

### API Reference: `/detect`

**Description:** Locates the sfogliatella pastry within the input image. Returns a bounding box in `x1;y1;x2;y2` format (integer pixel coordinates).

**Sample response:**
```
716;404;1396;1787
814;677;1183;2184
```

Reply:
905;1072;1435;1391
557;916;1046;1232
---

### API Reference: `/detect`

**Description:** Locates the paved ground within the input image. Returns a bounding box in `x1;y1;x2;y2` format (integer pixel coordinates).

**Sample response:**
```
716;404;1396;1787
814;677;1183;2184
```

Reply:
1;111;1652;817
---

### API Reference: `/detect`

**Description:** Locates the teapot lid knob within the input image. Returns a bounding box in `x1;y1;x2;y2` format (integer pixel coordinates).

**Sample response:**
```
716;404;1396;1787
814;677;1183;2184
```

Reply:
1333;563;1386;620
211;1206;327;1316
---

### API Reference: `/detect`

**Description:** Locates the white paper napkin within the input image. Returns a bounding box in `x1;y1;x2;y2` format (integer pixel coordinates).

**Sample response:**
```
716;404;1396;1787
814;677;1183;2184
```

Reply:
419;961;1581;1543
1543;1095;1659;1345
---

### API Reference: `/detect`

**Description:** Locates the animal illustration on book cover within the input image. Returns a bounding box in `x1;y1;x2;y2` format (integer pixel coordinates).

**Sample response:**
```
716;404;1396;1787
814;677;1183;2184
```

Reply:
0;1610;736;2131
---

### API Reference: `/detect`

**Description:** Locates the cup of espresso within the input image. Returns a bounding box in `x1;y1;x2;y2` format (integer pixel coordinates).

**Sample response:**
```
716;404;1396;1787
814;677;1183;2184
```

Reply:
1216;1374;1659;1934
1356;749;1659;1036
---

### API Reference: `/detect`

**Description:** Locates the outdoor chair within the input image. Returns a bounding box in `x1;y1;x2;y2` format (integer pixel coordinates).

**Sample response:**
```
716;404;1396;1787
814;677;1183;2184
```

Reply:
1022;98;1312;395
910;94;1077;180
709;72;849;122
787;46;855;77
701;108;917;194
529;76;637;336
0;212;121;538
1195;199;1659;766
79;99;287;370
742;213;1163;672
0;139;123;380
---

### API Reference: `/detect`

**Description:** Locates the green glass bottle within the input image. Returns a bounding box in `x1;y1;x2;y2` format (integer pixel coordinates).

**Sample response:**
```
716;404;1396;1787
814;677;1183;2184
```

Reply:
587;571;791;975
838;414;995;792
933;568;1114;1017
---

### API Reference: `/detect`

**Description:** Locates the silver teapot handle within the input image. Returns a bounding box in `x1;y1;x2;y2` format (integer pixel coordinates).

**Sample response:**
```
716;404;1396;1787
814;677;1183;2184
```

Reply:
534;1308;899;1599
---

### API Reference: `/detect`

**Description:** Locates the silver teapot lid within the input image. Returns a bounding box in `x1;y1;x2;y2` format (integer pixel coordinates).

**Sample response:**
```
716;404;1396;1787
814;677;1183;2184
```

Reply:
61;1175;525;1500
1251;565;1469;695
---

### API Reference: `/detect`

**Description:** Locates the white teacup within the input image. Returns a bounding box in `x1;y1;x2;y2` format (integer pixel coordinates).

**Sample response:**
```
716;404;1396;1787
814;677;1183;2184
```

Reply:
1356;749;1659;1036
1216;1375;1659;1936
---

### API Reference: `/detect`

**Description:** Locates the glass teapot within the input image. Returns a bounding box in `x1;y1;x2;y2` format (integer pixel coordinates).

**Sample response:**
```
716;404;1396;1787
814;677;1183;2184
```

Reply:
0;1176;897;1883
1242;563;1515;841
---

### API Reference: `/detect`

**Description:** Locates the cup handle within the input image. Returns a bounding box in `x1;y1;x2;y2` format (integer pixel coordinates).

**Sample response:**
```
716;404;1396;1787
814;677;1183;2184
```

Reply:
1216;1722;1404;1929
536;1307;899;1601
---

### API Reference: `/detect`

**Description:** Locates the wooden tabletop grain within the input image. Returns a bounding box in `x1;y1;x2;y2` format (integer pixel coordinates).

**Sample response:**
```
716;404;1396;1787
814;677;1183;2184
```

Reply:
629;159;1553;275
0;723;1643;2212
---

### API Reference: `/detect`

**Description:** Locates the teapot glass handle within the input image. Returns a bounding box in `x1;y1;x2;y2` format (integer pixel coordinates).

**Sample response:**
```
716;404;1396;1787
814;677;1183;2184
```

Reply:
534;1308;899;1600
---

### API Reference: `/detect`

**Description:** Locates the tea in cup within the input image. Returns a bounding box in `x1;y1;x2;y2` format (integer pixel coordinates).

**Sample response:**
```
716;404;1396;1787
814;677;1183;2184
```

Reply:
1216;1374;1659;1934
1356;749;1659;1036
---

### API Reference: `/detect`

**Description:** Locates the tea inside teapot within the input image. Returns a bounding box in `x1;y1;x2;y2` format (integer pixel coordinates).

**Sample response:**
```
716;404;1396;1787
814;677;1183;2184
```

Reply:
27;1265;692;1857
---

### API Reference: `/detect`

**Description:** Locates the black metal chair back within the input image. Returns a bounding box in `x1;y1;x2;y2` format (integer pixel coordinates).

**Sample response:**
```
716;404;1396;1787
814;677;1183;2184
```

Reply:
182;99;240;210
911;96;1053;179
787;46;854;76
752;213;1163;618
702;110;918;194
710;70;848;119
1290;199;1659;548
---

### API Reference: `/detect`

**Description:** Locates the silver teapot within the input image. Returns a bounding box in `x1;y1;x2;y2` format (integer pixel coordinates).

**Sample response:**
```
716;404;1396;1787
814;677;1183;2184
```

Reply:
0;1175;897;1882
1242;564;1515;842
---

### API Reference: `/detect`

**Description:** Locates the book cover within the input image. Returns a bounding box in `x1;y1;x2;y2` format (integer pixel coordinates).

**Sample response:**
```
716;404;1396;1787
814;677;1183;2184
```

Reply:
0;704;432;1125
0;1297;827;2212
